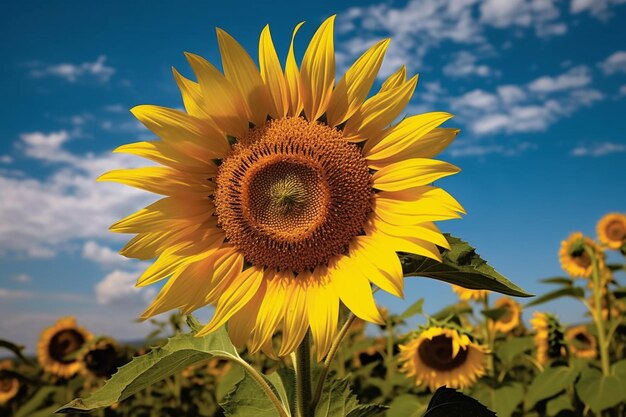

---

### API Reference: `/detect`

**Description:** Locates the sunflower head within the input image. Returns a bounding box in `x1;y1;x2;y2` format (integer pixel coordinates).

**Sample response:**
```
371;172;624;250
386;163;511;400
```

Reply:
565;325;596;359
399;324;487;391
79;338;122;379
451;284;489;302
489;297;522;334
0;360;20;405
102;16;464;360
559;232;604;278
597;213;626;250
530;312;567;365
37;317;92;378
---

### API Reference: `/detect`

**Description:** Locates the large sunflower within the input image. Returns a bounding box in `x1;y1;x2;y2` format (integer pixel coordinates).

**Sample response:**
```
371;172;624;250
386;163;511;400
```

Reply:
399;326;487;391
489;297;521;334
37;317;92;378
530;312;566;365
597;213;626;250
102;16;463;360
0;360;19;405
559;232;604;279
451;284;488;301
565;325;596;359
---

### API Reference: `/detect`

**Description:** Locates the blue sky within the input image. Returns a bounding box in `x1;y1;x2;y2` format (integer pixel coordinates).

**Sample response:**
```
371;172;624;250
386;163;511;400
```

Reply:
1;0;625;352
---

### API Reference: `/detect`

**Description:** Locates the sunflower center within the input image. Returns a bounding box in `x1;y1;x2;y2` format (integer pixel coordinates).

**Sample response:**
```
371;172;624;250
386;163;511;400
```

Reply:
606;220;626;241
84;344;118;377
573;332;593;349
0;378;15;393
215;117;372;272
499;306;514;324
418;335;468;371
48;329;85;364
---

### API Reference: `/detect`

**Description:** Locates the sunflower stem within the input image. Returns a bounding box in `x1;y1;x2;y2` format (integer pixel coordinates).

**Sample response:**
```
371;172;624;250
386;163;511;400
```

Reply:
587;246;610;376
482;295;495;377
296;332;313;417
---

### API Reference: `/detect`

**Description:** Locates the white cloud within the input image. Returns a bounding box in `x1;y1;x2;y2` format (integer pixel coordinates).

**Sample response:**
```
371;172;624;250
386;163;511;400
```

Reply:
0;287;91;303
449;141;536;157
82;240;133;268
13;273;32;283
479;0;566;36
620;85;626;96
571;142;626;157
95;270;156;306
104;104;127;113
0;155;12;164
598;51;626;75
29;55;115;83
443;51;494;78
18;130;73;163
570;0;626;19
528;65;591;93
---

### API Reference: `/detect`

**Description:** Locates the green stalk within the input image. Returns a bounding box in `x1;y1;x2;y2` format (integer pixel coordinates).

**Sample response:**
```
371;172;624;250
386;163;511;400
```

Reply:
586;246;610;376
482;294;495;376
296;332;313;417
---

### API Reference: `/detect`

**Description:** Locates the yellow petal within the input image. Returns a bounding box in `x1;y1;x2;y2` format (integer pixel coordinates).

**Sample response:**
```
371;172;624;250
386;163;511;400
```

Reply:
113;141;217;175
120;225;199;260
373;195;462;225
326;39;390;127
366;226;442;261
185;52;249;138
370;217;450;250
172;68;210;119
365;112;453;160
367;128;460;170
227;280;267;348
379;66;406;93
110;197;213;233
379;186;466;214
350;236;403;298
278;280;309;357
307;269;339;361
216;28;269;127
371;158;460;191
343;75;418;141
285;22;305;117
98;167;213;196
259;25;289;119
330;256;384;325
249;271;289;353
300;16;335;122
130;105;230;158
197;266;265;336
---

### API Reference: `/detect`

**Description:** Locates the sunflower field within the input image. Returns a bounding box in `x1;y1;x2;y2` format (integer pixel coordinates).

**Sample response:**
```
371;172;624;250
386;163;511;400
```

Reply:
2;13;626;417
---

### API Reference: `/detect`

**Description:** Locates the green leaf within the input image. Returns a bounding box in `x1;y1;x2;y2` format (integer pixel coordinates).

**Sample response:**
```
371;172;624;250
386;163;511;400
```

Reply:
575;368;626;413
0;339;33;364
495;336;535;365
431;302;473;321
16;386;64;417
525;362;584;409
185;313;203;333
540;277;573;286
423;386;496;417
57;326;241;413
403;235;532;297
386;394;426;417
481;307;508;321
221;369;288;417
473;383;524;417
314;377;387;417
268;368;296;416
400;298;424;319
546;393;574;417
524;287;585;307
613;287;626;299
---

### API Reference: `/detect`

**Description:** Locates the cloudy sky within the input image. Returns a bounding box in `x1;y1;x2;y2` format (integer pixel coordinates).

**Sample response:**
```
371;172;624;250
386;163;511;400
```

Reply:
1;0;625;352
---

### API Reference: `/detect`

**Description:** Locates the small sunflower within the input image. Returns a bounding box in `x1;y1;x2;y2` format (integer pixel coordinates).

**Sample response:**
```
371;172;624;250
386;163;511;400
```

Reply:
489;297;521;334
451;284;489;302
565;326;596;359
37;317;92;378
559;232;604;278
399;326;487;391
530;312;567;365
0;360;19;405
597;213;626;250
79;338;122;379
102;16;464;360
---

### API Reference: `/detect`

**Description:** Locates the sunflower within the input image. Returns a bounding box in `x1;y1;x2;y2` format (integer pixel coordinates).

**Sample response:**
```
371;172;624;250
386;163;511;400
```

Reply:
79;338;122;378
37;316;92;378
597;213;626;250
530;312;567;365
102;16;463;360
451;284;489;301
489;297;521;334
565;326;596;359
399;326;487;391
559;232;604;278
0;360;19;405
